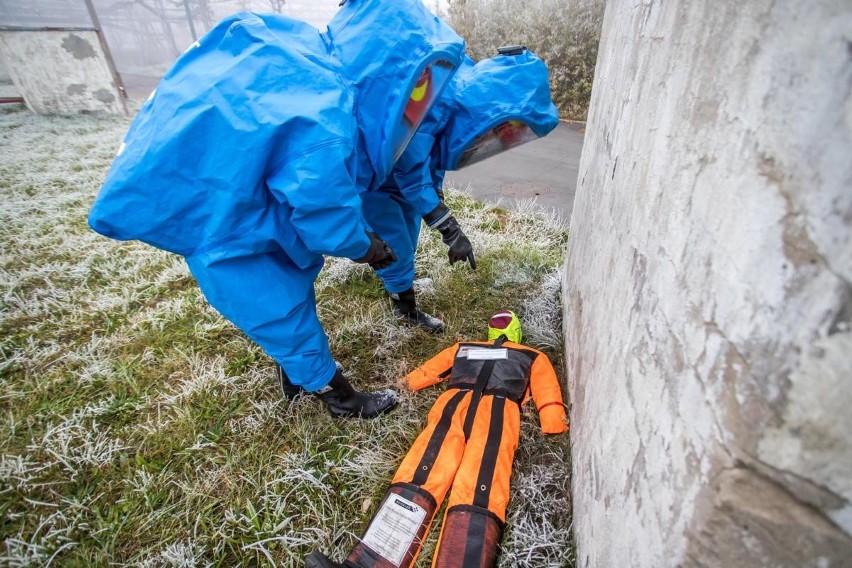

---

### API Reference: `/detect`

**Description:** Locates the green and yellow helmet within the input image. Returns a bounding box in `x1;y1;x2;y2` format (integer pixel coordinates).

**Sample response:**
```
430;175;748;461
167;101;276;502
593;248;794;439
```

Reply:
487;310;522;344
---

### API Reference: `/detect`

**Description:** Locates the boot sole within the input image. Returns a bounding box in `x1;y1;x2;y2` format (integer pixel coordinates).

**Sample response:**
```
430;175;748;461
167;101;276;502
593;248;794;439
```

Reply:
326;398;399;419
394;313;445;334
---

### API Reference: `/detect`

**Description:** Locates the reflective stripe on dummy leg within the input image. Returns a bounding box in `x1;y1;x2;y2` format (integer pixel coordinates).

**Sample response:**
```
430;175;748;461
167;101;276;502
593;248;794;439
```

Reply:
432;396;521;568
343;390;469;568
432;506;504;568
393;389;469;500
409;391;467;487
472;396;506;510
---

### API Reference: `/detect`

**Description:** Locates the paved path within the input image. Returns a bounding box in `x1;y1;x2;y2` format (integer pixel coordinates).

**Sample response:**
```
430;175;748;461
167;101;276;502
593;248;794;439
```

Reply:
445;121;584;224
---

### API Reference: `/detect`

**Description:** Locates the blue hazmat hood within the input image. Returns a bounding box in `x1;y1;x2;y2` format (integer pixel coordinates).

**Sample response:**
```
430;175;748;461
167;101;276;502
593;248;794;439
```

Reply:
436;49;559;170
416;55;475;139
89;12;369;260
325;0;465;182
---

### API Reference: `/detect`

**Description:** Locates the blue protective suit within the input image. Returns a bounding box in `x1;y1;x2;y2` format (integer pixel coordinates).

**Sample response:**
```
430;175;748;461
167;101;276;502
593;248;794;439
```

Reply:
366;50;560;293
88;1;464;390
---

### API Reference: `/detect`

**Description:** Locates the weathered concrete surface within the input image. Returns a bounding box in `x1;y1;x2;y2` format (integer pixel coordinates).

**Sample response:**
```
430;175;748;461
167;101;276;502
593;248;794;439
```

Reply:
563;1;852;566
0;31;125;115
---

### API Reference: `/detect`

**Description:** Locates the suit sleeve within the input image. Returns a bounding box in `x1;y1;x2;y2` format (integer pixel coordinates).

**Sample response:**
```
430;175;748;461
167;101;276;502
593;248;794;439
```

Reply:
529;352;568;434
404;343;459;391
266;140;371;260
431;168;446;194
392;132;441;217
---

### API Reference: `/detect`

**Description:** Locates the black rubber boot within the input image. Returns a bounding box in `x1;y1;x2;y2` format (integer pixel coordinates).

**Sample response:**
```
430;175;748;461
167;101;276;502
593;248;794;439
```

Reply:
277;365;305;400
314;369;398;419
390;288;445;333
278;362;348;401
304;551;349;568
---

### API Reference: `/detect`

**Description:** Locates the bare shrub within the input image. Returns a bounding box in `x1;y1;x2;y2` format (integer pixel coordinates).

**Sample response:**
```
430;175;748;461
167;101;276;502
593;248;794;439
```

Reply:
448;0;605;120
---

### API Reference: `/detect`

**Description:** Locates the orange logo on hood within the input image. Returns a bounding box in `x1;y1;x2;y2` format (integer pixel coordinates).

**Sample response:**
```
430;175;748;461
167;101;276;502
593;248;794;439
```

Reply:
403;66;433;125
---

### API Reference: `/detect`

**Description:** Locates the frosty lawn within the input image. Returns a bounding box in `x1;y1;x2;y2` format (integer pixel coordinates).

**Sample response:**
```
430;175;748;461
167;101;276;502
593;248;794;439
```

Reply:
0;105;573;567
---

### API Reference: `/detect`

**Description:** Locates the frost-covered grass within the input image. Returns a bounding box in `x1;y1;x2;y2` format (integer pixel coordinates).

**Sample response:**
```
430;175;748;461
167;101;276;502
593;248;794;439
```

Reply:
0;105;573;567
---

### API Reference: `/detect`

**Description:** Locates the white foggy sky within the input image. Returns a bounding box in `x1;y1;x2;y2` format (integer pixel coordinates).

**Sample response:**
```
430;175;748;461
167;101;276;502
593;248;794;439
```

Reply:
280;0;449;29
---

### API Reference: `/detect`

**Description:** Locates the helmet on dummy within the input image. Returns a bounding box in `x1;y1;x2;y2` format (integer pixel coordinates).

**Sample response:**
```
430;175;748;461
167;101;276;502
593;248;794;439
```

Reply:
487;310;523;344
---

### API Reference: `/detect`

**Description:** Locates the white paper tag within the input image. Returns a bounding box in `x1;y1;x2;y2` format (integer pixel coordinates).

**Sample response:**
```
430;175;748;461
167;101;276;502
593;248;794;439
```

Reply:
360;495;427;566
467;348;509;360
457;346;473;358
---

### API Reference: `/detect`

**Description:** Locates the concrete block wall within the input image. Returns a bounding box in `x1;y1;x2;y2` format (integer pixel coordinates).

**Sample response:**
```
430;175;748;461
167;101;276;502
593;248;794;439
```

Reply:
562;1;852;566
0;30;125;115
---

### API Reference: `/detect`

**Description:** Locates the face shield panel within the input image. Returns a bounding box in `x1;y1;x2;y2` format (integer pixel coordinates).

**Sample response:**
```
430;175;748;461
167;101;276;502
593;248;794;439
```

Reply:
392;60;455;162
457;120;540;169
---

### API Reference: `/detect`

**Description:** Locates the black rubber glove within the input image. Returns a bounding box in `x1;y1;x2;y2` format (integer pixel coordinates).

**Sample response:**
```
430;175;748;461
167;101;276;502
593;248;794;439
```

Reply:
423;204;476;269
355;232;397;269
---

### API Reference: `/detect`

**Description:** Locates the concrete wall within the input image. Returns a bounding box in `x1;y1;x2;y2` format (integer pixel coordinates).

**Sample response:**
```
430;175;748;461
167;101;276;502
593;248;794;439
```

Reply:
563;1;852;566
0;30;125;115
0;58;22;100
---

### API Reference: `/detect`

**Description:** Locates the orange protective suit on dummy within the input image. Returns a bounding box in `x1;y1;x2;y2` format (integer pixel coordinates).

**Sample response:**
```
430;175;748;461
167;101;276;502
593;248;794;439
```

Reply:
309;325;568;568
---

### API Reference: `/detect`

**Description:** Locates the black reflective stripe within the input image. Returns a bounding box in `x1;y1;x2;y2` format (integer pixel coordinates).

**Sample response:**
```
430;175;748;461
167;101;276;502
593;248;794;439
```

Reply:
510;347;539;361
483;387;524;404
462;359;495;439
461;507;488;568
473;397;505;509
462;337;505;440
446;504;505;529
411;390;467;486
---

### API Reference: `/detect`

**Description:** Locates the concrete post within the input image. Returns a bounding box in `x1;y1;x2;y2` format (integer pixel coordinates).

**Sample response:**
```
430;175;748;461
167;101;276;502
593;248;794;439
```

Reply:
563;1;852;566
0;29;127;115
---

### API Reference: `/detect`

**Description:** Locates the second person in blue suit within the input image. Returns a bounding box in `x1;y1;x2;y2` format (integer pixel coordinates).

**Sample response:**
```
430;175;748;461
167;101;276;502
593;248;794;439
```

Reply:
362;47;561;333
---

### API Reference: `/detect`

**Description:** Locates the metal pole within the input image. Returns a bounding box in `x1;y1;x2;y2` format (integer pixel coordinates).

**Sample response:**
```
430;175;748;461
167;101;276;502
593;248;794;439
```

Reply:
154;0;181;57
183;0;198;41
82;0;129;115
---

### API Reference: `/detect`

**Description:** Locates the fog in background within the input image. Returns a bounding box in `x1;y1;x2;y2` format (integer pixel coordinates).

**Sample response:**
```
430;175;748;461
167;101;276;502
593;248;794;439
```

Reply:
1;0;600;118
0;0;445;97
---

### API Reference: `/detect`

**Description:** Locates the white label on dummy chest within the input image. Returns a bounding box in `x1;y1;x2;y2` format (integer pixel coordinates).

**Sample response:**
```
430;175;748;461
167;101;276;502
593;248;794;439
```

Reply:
467;348;509;360
360;495;427;566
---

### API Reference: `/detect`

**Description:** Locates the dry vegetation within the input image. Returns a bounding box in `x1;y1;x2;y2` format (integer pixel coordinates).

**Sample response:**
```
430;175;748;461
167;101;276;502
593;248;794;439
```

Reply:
448;0;605;120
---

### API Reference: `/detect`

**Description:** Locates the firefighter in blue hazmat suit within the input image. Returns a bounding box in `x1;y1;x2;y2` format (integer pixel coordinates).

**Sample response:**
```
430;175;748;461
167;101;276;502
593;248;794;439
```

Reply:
362;47;560;333
87;0;464;418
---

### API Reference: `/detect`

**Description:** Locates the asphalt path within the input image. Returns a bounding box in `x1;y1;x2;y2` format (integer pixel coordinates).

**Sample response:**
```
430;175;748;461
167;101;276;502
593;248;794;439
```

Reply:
445;121;584;224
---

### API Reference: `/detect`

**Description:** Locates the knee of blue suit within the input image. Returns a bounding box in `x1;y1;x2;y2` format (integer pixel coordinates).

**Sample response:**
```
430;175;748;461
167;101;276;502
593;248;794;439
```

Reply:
185;236;338;390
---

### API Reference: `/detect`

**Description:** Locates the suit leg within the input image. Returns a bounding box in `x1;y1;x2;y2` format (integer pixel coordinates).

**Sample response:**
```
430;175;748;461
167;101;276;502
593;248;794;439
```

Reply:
186;246;336;391
343;389;471;568
361;189;418;295
432;396;521;568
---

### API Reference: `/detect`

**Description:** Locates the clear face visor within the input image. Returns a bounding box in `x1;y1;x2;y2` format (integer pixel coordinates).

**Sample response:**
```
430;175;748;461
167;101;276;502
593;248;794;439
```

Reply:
457;120;540;169
392;60;455;162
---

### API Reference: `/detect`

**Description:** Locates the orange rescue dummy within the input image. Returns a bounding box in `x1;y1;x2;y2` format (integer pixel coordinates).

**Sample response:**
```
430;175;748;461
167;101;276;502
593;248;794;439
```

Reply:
306;310;568;568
